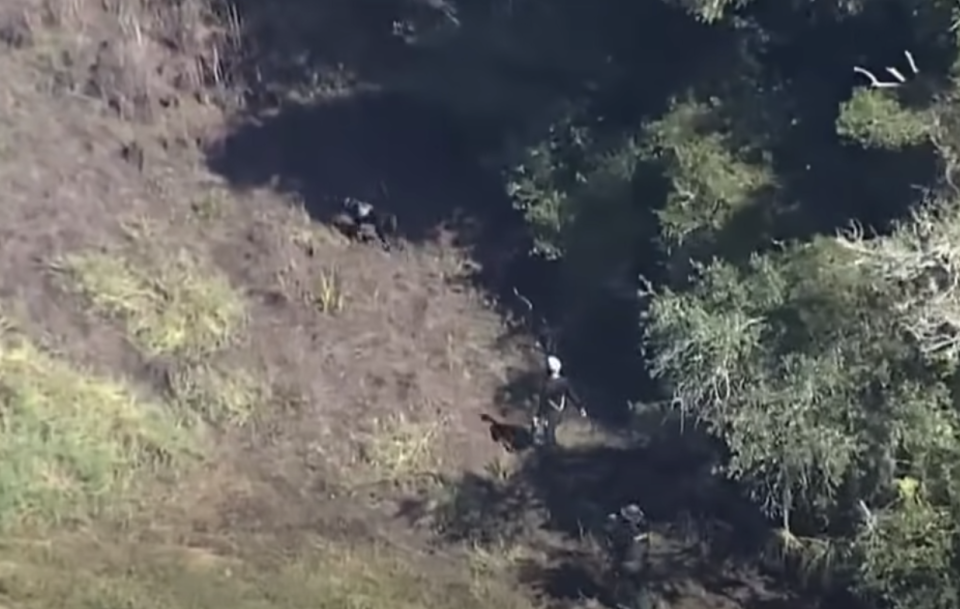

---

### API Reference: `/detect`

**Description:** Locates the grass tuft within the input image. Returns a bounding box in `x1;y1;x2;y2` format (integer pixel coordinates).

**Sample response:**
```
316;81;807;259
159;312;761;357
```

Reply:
53;248;246;359
313;267;345;314
0;314;194;530
360;412;445;481
467;539;530;576
190;192;226;222
167;362;269;428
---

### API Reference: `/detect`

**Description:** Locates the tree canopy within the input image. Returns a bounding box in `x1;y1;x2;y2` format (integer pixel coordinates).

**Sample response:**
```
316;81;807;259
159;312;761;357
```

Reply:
377;0;960;605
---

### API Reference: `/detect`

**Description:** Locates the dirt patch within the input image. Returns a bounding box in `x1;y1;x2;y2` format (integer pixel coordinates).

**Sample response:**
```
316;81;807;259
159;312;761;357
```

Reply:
184;188;534;478
0;4;539;608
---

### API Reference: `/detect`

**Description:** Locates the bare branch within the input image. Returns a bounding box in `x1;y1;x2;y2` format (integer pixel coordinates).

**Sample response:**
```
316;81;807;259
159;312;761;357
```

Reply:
856;499;877;533
512;286;558;355
853;67;899;89
854;52;920;89
885;67;907;83
904;50;919;74
512;286;533;315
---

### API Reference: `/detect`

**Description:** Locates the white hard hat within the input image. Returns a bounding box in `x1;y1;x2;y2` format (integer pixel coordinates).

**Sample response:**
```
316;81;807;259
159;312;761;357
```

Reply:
547;355;562;374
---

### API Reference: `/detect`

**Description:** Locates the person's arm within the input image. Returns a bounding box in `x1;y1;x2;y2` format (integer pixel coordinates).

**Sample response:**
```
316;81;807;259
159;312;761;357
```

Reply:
535;377;551;418
565;380;587;416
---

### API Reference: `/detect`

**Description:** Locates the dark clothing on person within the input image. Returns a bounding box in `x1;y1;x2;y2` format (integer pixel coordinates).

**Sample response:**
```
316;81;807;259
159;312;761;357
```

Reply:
348;200;379;234
537;375;573;416
532;374;583;447
606;506;652;609
344;198;396;250
532;408;560;446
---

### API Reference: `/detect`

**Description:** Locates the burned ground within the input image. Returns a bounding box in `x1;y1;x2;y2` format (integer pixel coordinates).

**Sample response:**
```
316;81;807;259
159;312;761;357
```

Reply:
0;1;825;608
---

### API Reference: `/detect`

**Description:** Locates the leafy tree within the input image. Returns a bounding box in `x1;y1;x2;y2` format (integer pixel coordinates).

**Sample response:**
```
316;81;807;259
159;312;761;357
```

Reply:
411;0;960;604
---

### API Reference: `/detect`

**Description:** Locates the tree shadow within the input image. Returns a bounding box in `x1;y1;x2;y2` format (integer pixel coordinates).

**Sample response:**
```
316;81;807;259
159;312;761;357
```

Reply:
204;0;745;462
207;91;517;245
405;415;791;607
417;467;537;544
515;550;610;605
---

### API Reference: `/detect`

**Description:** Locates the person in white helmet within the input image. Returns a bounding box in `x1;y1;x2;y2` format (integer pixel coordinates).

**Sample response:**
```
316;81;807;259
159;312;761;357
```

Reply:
531;354;585;447
332;196;398;250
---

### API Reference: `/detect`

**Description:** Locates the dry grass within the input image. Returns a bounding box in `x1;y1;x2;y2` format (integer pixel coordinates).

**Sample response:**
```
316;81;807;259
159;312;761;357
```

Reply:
359;412;447;481
484;455;515;482
313;266;345;314
52;245;246;360
276;258;347;314
0;529;537;609
166;362;269;427
7;0;241;120
0;311;195;530
288;203;347;252
190;191;227;222
467;539;531;576
0;2;549;608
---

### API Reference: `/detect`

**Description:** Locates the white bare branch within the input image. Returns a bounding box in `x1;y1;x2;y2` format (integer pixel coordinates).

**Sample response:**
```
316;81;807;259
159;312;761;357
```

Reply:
854;51;920;89
904;50;919;74
854;67;900;89
885;67;907;83
512;286;534;315
856;499;877;533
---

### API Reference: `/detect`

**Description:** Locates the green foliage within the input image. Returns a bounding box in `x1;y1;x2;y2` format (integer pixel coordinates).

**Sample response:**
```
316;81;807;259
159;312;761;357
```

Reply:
645;225;960;606
643;97;775;257
664;0;749;23
837;89;932;149
852;481;960;609
0;315;195;529
503;105;600;259
837;198;960;364
558;136;647;287
428;0;960;605
660;0;870;24
650;241;894;515
502;106;648;307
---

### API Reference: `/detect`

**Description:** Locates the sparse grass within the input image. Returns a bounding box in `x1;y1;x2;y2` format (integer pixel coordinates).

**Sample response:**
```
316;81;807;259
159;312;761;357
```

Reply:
166;362;269;427
52;247;246;359
190;192;225;221
314;267;345;314
484;456;514;482
274;259;347;314
19;0;239;119
360;412;446;481
467;539;530;576
289;221;345;253
0;529;536;609
0;313;194;529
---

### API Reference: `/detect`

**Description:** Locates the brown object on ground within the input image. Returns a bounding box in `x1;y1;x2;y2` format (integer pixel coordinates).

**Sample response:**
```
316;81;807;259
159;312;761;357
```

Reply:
480;413;532;453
